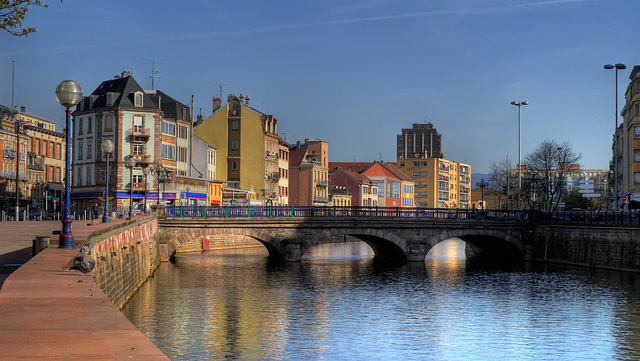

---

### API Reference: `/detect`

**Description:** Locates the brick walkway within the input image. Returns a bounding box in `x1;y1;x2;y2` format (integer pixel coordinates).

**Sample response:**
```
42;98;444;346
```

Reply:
0;216;169;360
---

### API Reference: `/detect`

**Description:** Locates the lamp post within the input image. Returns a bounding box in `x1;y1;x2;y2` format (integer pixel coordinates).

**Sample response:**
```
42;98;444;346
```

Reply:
143;167;150;215
511;101;528;210
125;157;136;219
101;139;114;223
153;161;170;205
55;80;82;248
476;178;487;209
604;63;626;212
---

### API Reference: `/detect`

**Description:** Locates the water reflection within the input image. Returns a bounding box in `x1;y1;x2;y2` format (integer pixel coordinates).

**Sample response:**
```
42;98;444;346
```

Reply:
123;241;640;361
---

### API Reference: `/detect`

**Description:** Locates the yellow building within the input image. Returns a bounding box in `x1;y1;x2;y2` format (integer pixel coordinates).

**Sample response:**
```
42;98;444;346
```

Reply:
397;157;471;209
621;66;640;205
194;94;284;202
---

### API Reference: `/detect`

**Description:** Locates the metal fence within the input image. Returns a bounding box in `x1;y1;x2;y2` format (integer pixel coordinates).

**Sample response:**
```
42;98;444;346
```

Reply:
165;205;640;226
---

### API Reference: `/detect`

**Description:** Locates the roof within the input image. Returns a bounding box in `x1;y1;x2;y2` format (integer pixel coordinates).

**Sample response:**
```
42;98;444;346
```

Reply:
79;73;158;112
331;168;375;185
288;144;308;167
329;162;372;173
145;90;190;121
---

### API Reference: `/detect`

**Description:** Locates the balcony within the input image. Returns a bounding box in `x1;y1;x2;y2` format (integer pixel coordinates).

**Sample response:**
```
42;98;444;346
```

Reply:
130;128;151;141
266;172;281;181
314;196;329;203
316;179;328;187
131;154;152;164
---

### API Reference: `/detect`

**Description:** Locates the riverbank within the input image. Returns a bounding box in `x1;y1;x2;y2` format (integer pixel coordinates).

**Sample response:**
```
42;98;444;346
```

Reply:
0;219;169;360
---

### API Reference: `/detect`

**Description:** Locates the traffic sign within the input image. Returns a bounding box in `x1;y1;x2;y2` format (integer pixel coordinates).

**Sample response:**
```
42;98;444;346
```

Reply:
621;195;628;202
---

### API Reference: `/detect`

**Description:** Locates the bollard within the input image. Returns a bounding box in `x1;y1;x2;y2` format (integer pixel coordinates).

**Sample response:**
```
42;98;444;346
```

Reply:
32;235;50;256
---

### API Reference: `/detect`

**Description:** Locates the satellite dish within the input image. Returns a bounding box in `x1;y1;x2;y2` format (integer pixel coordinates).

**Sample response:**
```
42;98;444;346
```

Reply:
414;153;420;158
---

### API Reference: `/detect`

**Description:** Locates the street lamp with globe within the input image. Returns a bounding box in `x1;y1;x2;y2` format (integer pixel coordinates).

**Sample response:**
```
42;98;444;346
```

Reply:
125;157;136;219
55;80;82;248
101;139;114;223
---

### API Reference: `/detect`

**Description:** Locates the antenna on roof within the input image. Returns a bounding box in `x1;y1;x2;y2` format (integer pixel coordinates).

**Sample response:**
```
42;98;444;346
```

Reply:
213;83;231;99
143;60;167;90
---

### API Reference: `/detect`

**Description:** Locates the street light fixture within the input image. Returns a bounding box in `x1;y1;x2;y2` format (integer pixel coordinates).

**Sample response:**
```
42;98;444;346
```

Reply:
511;101;529;210
55;80;82;248
143;167;150;215
101;139;114;223
604;63;626;212
125;156;136;219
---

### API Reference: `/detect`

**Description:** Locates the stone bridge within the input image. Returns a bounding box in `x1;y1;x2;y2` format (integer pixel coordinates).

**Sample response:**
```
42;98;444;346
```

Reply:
158;218;536;263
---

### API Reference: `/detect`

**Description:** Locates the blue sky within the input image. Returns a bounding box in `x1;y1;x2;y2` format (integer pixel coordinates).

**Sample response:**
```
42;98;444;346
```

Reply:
1;0;638;173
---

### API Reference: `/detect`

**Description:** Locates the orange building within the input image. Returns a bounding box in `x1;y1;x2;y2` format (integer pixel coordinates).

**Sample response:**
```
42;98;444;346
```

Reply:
289;139;329;206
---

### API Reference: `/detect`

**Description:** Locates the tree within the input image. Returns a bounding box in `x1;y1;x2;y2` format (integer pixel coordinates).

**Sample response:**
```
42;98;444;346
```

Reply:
1;0;55;37
488;156;516;210
524;140;582;211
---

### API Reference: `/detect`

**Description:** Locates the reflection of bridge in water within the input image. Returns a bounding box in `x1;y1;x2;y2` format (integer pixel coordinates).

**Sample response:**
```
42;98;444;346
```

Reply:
160;207;540;263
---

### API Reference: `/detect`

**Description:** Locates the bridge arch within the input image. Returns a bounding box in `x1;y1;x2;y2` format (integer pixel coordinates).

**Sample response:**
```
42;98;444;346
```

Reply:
299;228;409;263
427;229;526;262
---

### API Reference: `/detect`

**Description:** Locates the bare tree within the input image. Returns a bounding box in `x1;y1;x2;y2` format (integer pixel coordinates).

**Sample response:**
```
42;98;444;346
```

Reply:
1;0;56;37
488;156;515;209
524;140;582;211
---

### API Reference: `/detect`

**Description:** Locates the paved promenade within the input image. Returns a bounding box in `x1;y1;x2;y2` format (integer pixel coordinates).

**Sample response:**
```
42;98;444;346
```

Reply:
0;217;169;360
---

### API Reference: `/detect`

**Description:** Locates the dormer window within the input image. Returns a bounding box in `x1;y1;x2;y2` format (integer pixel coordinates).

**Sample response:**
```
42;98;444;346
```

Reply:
106;93;113;106
134;92;143;107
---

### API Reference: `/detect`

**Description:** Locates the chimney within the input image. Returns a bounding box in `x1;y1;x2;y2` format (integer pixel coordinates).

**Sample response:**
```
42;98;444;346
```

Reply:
212;97;221;112
227;94;234;102
121;71;131;78
245;95;250;106
296;140;301;149
239;94;244;103
196;113;203;124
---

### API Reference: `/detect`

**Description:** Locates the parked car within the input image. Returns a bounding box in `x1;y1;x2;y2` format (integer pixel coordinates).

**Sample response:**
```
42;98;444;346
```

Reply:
7;207;47;220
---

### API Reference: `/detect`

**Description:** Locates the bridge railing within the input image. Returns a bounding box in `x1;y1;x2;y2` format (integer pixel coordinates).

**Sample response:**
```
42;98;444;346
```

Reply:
165;206;533;221
164;206;640;225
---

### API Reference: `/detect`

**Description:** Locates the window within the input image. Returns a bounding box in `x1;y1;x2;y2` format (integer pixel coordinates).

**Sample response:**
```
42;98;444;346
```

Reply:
177;125;188;139
133;116;143;133
413;161;428;167
231;140;239;150
635;127;640;140
635;172;640;184
177;146;188;162
635;150;640;162
161;144;175;160
78;141;83;160
162;121;176;136
105;114;113;132
182;108;187;120
77;118;83;135
231;160;238;171
133;169;143;184
86;139;92;159
133;142;144;155
232;121;238;130
56;144;61;159
134;93;143;107
87;117;92;134
106;93;113;106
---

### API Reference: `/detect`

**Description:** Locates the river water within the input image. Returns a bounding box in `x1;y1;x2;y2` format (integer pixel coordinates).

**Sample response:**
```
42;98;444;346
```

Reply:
123;240;640;360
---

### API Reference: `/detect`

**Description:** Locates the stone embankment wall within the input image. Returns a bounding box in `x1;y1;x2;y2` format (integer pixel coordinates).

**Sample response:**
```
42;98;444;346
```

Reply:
159;225;261;260
536;225;640;271
89;218;161;309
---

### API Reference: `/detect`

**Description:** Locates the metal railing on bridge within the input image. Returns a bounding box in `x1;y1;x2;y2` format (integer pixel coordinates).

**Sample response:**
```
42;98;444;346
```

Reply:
166;205;529;221
164;206;640;225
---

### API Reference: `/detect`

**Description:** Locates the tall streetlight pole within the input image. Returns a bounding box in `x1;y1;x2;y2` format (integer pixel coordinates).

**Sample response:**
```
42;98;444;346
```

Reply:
604;63;626;212
511;101;529;210
125;157;136;219
475;178;487;209
55;80;83;248
143;167;150;215
101;140;114;223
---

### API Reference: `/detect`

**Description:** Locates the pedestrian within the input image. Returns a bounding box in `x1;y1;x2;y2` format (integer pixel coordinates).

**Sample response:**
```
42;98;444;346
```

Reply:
92;203;99;219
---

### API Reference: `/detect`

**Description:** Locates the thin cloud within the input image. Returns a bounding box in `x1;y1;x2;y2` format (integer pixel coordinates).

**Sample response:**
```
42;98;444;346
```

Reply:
0;0;598;55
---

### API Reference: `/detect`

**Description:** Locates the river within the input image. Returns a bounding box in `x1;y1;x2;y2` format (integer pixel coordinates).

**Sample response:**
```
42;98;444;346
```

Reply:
123;240;640;360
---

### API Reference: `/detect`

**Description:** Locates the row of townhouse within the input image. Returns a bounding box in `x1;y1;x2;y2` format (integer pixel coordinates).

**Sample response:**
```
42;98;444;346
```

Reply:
328;161;415;208
0;105;65;213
